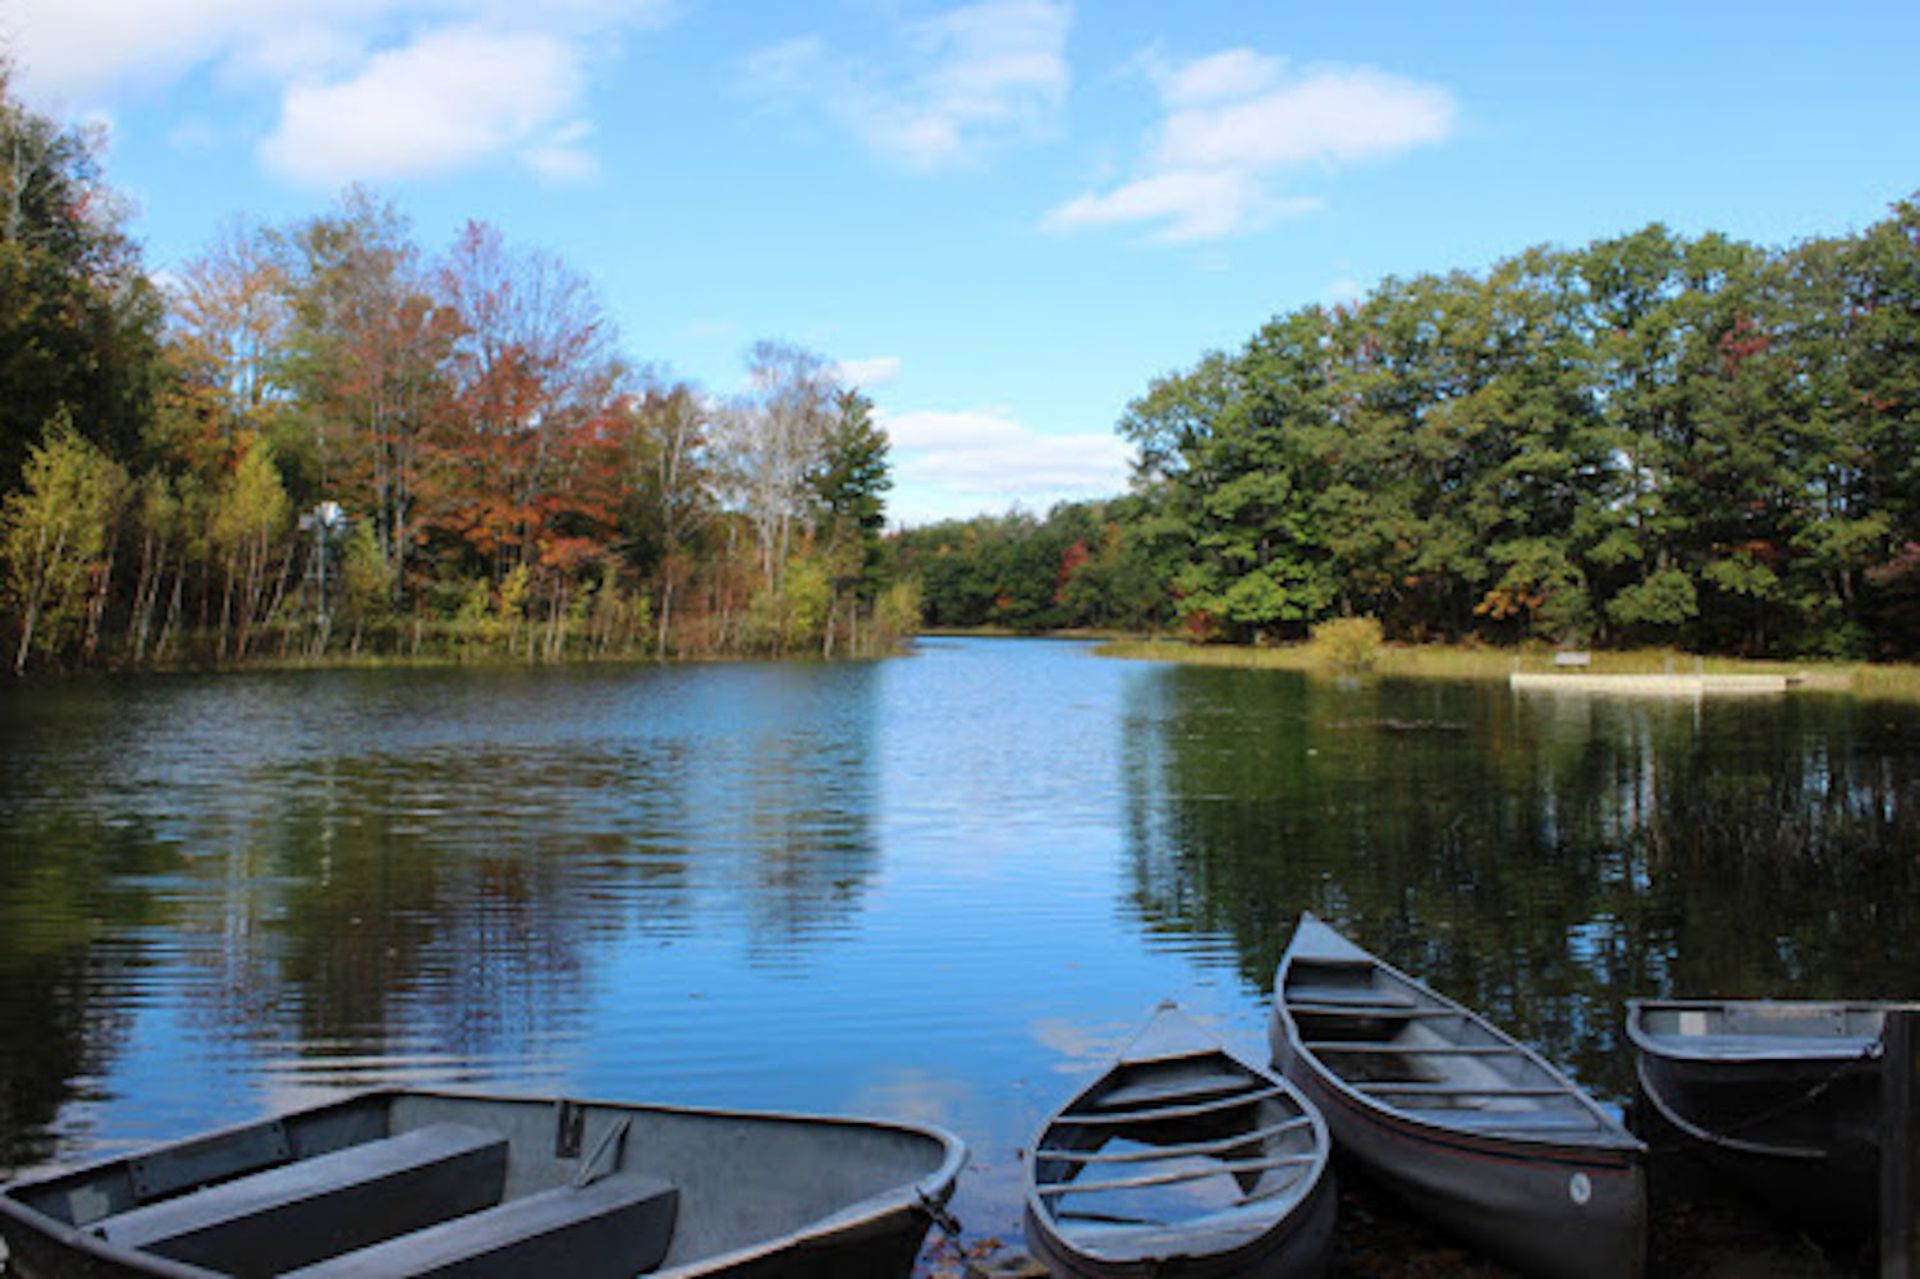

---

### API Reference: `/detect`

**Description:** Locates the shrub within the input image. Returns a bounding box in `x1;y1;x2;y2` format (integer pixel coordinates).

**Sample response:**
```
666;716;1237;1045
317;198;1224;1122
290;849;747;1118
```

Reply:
1311;616;1384;674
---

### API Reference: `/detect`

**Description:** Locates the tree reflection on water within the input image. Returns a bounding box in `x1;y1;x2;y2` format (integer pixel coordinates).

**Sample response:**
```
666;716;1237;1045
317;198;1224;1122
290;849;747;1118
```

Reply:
1121;668;1920;1096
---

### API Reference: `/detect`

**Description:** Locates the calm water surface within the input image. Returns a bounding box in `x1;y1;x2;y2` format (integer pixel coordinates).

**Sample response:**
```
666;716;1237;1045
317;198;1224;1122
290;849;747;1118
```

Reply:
2;637;1917;1247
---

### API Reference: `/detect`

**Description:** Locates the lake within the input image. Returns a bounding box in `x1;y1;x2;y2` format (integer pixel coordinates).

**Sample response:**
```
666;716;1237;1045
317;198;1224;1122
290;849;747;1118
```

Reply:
2;637;1917;1259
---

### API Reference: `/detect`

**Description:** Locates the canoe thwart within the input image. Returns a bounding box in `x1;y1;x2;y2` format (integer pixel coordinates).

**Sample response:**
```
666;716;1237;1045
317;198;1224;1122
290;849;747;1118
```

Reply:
1305;1042;1519;1056
1286;985;1417;1010
1093;1072;1259;1111
1039;1115;1314;1166
1060;1083;1290;1126
1288;1003;1464;1020
1039;1153;1320;1198
1353;1082;1567;1098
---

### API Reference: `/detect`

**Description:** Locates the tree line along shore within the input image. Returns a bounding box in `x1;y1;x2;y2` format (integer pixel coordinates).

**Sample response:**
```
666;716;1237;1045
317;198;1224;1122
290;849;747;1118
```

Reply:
4;56;1916;677
899;199;1919;665
2;66;907;676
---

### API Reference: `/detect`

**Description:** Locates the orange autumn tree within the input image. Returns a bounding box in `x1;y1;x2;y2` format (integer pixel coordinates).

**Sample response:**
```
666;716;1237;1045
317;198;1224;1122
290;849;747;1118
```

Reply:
429;221;627;646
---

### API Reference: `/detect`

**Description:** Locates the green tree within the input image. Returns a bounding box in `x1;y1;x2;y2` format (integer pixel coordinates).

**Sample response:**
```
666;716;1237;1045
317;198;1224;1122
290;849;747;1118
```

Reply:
209;435;290;659
3;414;127;672
0;65;162;495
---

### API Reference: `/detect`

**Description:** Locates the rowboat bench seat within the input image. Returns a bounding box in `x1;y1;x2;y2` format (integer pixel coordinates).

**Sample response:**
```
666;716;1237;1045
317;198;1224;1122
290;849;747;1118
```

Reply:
90;1122;509;1274
284;1172;679;1279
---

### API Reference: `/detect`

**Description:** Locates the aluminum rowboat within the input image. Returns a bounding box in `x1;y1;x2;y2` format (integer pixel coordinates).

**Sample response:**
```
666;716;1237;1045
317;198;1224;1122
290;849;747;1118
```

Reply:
1627;997;1905;1239
0;1088;965;1279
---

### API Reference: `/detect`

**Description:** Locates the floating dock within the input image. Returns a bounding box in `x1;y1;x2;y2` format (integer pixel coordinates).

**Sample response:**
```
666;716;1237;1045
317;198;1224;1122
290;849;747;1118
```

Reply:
1509;672;1798;696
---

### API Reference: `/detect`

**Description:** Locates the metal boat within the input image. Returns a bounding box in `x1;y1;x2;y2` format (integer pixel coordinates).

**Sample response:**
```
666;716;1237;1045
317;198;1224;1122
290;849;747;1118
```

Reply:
1026;1000;1335;1277
1271;914;1645;1279
1628;997;1904;1238
0;1088;965;1278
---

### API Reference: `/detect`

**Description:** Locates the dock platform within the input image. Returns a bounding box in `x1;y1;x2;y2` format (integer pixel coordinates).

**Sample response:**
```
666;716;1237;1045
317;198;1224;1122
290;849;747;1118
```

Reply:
1509;672;1798;696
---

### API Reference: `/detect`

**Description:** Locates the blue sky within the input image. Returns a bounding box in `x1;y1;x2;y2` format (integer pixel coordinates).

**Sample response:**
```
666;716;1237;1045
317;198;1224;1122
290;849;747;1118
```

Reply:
8;1;1918;524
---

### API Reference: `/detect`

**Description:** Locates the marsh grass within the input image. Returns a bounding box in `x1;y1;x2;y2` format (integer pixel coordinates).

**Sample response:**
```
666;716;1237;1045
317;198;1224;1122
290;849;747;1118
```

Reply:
1095;638;1920;702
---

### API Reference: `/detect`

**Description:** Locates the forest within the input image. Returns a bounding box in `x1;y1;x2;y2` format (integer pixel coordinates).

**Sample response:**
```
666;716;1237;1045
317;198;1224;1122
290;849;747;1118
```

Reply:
5;52;1919;671
905;199;1920;659
0;69;908;674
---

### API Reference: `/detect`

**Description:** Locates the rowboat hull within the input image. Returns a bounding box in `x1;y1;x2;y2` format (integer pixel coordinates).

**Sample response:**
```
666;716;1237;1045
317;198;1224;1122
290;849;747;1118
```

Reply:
1272;914;1645;1279
1026;1002;1334;1278
0;1090;965;1279
1628;999;1893;1240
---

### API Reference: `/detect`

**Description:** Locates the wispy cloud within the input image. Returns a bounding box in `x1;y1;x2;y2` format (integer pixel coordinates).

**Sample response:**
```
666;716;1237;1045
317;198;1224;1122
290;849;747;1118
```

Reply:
739;0;1071;172
1048;46;1457;243
835;356;902;388
884;404;1131;524
7;0;673;184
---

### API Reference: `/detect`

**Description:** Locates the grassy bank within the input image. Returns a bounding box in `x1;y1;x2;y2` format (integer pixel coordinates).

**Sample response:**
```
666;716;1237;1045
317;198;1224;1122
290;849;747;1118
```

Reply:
1096;638;1920;703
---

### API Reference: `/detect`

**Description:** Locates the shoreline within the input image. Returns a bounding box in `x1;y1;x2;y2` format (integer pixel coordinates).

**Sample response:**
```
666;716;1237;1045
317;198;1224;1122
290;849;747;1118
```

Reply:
1093;638;1918;703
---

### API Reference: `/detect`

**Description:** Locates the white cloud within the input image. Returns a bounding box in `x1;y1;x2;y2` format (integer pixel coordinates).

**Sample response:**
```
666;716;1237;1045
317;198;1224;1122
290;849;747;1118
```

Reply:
1156;69;1456;172
1048;47;1457;243
1152;48;1284;107
259;27;590;187
835;356;902;388
739;0;1071;171
520;118;598;183
1048;170;1323;244
5;0;673;182
883;405;1132;524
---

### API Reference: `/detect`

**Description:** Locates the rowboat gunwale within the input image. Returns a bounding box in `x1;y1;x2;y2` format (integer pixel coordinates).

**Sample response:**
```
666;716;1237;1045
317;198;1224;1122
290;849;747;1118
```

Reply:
1625;997;1906;1064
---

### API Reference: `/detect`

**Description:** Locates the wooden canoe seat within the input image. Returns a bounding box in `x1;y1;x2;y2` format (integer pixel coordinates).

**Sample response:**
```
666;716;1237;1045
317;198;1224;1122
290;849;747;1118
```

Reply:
1095;1072;1254;1110
1041;1115;1314;1166
285;1173;678;1279
1040;1153;1318;1198
1062;1085;1290;1126
92;1122;508;1275
1290;1002;1457;1021
1306;1041;1516;1056
1409;1107;1604;1133
1287;984;1415;1011
1358;1082;1567;1098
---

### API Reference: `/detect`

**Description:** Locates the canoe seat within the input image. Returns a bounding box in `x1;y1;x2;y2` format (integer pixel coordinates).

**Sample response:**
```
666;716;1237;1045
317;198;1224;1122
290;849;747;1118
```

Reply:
1403;1107;1603;1133
1287;984;1415;1011
92;1122;508;1274
284;1172;678;1279
1095;1072;1253;1110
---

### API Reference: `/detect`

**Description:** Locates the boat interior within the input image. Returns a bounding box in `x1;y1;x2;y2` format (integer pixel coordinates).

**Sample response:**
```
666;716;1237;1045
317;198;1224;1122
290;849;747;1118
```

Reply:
1634;1001;1889;1056
1284;954;1614;1140
1032;1050;1322;1254
3;1092;950;1278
